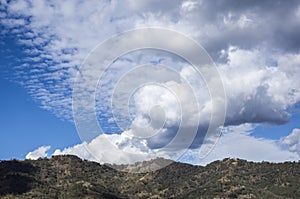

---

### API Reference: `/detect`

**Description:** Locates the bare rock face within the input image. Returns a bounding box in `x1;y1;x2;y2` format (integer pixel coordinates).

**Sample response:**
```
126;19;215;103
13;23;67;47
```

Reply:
0;155;299;198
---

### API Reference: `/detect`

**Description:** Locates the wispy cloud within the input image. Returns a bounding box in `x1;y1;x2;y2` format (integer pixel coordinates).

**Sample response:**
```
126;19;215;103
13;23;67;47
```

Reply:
2;0;299;121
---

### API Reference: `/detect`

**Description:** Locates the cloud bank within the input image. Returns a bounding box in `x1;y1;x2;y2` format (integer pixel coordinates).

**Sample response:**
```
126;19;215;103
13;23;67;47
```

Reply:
47;126;300;165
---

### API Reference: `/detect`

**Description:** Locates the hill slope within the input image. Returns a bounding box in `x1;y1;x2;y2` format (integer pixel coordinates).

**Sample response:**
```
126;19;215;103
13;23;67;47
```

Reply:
0;155;299;198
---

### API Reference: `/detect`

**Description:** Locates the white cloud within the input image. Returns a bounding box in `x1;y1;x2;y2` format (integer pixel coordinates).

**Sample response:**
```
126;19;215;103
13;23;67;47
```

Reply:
181;0;198;12
281;128;300;155
49;124;299;166
181;125;300;165
26;145;51;160
219;47;300;126
53;133;159;165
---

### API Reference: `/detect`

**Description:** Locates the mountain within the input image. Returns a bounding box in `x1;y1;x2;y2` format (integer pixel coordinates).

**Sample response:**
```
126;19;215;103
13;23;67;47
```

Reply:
0;155;299;198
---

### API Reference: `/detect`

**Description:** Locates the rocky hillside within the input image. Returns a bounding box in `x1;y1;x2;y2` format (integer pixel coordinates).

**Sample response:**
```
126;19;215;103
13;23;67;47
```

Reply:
0;155;299;198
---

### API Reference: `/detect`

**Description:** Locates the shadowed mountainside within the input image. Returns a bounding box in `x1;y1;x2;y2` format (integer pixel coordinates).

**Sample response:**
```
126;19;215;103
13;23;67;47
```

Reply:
0;155;299;198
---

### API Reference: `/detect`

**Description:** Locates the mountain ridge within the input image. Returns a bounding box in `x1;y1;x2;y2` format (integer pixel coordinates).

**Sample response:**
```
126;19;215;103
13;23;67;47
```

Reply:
0;155;299;198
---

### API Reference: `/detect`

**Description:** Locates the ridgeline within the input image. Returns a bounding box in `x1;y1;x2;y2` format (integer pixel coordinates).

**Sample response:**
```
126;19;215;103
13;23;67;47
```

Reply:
0;155;299;198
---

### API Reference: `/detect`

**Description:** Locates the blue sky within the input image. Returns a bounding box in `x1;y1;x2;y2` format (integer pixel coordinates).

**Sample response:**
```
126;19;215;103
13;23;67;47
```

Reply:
253;113;300;140
0;35;81;159
0;77;80;159
0;0;300;165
